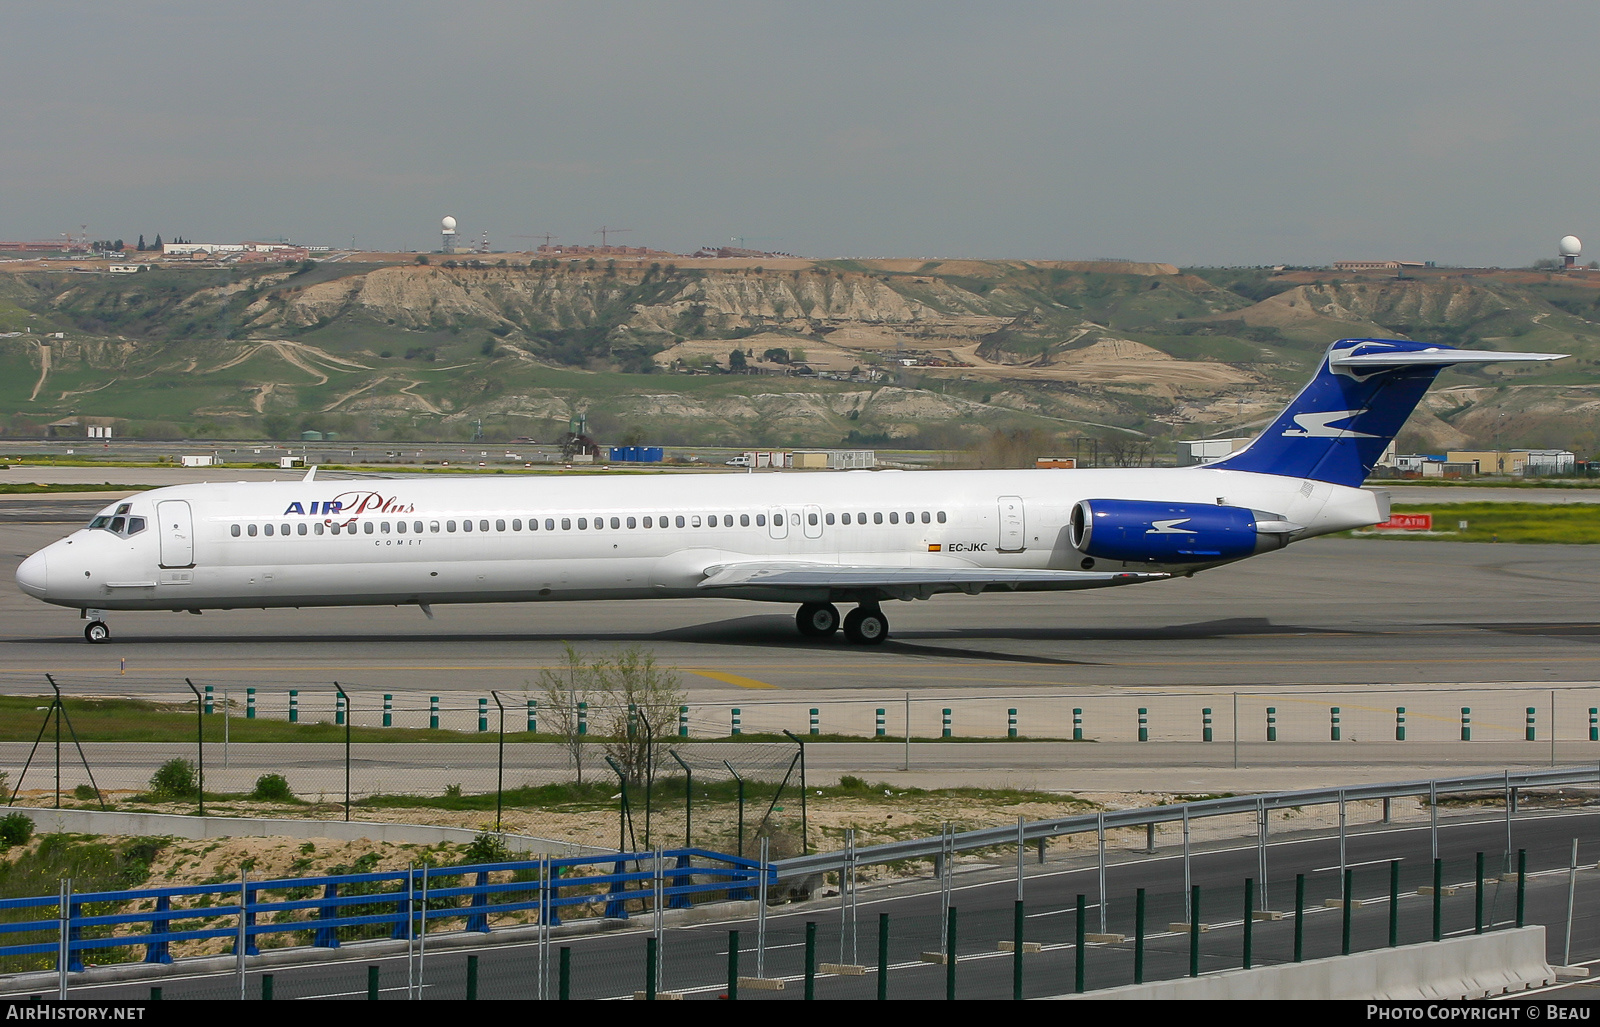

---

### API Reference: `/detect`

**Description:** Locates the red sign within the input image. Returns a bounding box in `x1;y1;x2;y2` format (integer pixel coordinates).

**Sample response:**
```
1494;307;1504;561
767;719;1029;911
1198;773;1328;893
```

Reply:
1375;513;1432;530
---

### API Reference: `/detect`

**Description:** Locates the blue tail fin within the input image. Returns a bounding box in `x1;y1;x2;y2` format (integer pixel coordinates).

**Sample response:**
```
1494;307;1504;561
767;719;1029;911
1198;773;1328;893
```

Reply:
1211;338;1564;487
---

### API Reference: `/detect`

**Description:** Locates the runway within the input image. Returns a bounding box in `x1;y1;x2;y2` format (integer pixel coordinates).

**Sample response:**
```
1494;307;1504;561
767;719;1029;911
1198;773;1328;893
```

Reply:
4;522;1600;697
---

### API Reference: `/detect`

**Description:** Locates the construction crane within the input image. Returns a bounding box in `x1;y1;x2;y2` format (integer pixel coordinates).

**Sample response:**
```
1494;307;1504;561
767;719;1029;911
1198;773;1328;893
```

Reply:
594;226;633;247
511;233;558;249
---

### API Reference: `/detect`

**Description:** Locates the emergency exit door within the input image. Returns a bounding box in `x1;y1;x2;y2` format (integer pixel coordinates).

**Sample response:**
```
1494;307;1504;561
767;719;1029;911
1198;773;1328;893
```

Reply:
157;500;194;568
997;496;1026;552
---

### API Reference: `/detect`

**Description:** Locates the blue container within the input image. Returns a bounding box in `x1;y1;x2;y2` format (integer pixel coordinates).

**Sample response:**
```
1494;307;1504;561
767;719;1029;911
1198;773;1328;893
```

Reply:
643;447;663;462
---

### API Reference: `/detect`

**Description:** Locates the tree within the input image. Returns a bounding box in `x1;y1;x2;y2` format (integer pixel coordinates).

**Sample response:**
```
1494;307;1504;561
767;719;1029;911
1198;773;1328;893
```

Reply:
596;647;685;787
538;644;595;784
762;347;790;364
152;234;162;250
728;348;748;372
137;235;146;251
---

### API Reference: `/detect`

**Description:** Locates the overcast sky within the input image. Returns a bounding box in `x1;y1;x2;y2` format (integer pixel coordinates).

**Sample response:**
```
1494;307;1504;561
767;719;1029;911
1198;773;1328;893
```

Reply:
2;1;1595;266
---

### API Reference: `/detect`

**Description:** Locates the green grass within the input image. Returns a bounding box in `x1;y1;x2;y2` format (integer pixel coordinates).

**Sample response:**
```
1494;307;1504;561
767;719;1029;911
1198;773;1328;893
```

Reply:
0;483;156;493
1350;502;1600;544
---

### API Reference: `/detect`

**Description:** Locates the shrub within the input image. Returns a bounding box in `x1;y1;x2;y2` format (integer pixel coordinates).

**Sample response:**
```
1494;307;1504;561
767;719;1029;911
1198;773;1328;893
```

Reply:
251;774;293;802
72;784;100;802
148;758;197;799
465;832;512;864
0;812;34;848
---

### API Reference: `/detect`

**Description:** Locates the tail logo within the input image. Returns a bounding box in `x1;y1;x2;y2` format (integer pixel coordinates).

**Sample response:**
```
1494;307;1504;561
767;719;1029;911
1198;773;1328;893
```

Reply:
1282;409;1379;439
1146;518;1196;535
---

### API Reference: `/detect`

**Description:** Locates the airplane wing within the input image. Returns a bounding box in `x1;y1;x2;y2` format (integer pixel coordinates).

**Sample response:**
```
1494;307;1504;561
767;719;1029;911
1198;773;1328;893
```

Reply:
1331;348;1565;368
696;561;1167;601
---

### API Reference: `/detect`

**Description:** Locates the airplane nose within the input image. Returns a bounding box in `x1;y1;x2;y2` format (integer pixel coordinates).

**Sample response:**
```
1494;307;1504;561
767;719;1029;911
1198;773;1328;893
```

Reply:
15;550;48;597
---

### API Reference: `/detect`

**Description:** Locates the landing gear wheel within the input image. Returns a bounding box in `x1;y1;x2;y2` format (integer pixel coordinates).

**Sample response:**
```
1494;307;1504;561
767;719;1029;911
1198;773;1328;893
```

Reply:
842;606;888;645
796;602;841;638
84;621;110;644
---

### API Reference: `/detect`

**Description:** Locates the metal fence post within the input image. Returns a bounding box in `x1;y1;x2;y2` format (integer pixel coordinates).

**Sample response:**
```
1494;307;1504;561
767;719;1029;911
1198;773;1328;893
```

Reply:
559;947;570;1000
1517;849;1527;928
1188;887;1200;978
1075;894;1086;993
877;912;889;1001
728;929;739;1001
262;974;273;1001
1462;706;1471;741
1433;858;1443;941
1590;708;1598;742
467;953;478;1001
529;699;538;734
289;688;298;723
678;705;687;738
478;697;488;733
367;965;379;1000
1008;708;1017;739
757;836;769;978
1243;878;1254;969
1294;874;1304;963
1342;868;1353;955
246;687;256;719
1073;707;1083;741
577;701;587;736
1475;852;1485;935
804;921;816;1001
1526;706;1536;741
731;707;741;736
645;936;656;1001
1202;707;1212;742
1389;860;1400;947
1137;707;1148;742
942;707;952;738
1396;706;1406;741
810;707;819;736
1331;706;1340;741
875;707;885;737
1266;706;1276;741
428;695;438;730
1134;887;1146;985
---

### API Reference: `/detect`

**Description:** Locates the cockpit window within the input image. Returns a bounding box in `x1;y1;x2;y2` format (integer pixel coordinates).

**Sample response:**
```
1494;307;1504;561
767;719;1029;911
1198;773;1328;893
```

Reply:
88;516;111;530
90;512;147;538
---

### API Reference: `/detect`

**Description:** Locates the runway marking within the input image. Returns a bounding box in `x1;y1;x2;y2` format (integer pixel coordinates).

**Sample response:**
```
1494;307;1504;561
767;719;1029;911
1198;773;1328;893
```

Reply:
687;670;779;690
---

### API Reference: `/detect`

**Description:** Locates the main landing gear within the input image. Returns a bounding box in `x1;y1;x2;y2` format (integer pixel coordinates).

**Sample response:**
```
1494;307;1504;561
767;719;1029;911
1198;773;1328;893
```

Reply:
795;602;888;645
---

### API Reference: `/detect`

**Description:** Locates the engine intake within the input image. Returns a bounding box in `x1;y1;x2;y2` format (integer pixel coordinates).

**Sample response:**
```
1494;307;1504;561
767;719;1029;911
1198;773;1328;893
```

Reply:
1070;499;1293;564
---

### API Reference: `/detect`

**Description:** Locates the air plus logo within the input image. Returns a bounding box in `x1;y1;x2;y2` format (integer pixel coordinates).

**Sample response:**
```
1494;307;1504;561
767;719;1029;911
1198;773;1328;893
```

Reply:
1282;409;1378;439
283;490;416;517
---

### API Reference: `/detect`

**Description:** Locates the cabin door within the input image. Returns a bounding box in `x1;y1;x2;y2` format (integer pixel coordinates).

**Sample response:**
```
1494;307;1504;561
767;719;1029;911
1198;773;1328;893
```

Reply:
158;501;195;568
997;496;1026;552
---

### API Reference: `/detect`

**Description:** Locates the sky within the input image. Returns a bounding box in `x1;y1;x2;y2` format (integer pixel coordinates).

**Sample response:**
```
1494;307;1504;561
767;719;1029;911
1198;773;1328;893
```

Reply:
2;0;1596;266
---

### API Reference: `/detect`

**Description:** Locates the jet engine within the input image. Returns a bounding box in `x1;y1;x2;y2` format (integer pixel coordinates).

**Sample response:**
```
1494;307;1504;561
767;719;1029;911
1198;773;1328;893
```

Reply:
1069;499;1299;564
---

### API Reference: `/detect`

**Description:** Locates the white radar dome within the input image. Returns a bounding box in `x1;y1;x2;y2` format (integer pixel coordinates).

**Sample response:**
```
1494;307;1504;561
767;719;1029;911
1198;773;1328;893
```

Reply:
442;216;457;232
1559;235;1582;256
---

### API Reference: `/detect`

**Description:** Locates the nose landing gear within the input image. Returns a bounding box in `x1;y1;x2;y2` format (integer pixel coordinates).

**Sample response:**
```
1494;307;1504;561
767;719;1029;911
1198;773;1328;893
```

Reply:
82;609;110;644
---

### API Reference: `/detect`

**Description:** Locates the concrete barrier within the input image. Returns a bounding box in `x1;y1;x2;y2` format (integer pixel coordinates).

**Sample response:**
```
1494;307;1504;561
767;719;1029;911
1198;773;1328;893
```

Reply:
1053;925;1555;1000
9;807;606;857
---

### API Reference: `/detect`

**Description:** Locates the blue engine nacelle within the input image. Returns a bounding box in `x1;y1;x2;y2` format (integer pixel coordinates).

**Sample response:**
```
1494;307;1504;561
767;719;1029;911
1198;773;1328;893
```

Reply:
1070;499;1268;564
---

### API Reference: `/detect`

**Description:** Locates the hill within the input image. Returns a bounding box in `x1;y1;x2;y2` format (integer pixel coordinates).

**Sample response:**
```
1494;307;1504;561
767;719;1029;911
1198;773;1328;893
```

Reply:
2;258;1599;458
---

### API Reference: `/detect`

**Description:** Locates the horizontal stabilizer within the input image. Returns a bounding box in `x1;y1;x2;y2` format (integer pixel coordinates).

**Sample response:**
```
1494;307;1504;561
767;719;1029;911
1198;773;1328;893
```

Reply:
1331;348;1565;369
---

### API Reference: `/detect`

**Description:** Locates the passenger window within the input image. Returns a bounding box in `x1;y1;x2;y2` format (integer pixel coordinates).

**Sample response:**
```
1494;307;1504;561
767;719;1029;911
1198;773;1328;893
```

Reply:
756;514;766;526
480;520;490;532
330;523;341;535
429;521;439;533
279;523;289;535
512;519;521;531
298;523;307;535
231;524;241;537
905;511;914;523
463;519;473;532
707;515;717;527
825;513;834;525
381;521;391;534
874;512;883;524
396;521;406;534
676;515;686;528
263;523;273;536
627;516;636;528
561;518;571;530
841;513;851;525
740;514;750;527
315;523;325;535
889;512;898;524
691;514;702;528
578;518;588;530
937;511;947;523
921;511;931;523
492;519;502;531
248;524;258;537
364;521;375;534
642;516;653;528
547;518;557;530
447;520;457;532
791;513;800;525
808;513;818;526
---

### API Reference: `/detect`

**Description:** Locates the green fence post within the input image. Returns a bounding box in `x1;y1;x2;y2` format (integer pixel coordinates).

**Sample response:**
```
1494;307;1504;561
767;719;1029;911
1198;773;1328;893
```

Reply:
150;987;161;1000
335;691;344;726
1526;707;1537;741
645;936;656;1001
288;689;298;723
728;929;739;1001
1330;706;1341;741
1137;708;1148;742
246;687;256;720
1013;899;1024;1000
1294;874;1304;962
1517;850;1527;927
1266;706;1277;741
367;964;379;1000
878;912;889;1001
731;707;741;736
942;708;952;739
204;684;214;715
1073;708;1083;741
1075;894;1086;993
1342;868;1353;954
1396;706;1406;741
478;697;488;733
428;695;438;730
1202;707;1213;743
383;693;392;728
804;921;816;1000
1433;858;1443;941
678;705;688;738
809;708;819;735
1475;852;1485;934
1462;707;1471;741
262;974;273;1001
1134;887;1146;984
1189;886;1201;977
1007;708;1017;739
529;700;538;734
946;906;957;999
467;953;478;1000
559;946;571;1000
1243;877;1254;969
577;701;587;736
1389;860;1400;947
875;708;885;737
1590;708;1597;742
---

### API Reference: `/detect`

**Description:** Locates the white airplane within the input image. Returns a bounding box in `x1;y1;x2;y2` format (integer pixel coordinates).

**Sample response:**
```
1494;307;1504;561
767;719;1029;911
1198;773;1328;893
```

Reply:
14;338;1563;645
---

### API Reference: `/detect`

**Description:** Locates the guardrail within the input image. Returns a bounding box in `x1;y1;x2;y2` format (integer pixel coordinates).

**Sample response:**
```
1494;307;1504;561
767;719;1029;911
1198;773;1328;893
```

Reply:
773;763;1600;878
0;847;767;972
